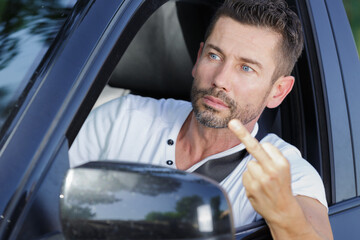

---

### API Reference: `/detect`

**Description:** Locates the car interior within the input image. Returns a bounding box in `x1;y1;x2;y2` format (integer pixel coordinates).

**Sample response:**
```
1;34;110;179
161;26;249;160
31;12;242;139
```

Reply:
97;1;283;140
89;0;331;232
1;1;341;239
96;1;322;166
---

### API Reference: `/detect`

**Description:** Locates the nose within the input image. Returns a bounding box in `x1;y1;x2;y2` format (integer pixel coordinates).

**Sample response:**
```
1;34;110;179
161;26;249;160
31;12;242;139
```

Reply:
212;62;232;92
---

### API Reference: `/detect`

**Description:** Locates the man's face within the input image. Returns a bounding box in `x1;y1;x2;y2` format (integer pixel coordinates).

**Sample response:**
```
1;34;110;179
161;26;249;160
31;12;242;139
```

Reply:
191;17;282;129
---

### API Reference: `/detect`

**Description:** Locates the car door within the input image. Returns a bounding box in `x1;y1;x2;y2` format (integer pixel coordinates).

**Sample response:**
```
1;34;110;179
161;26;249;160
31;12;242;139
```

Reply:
316;0;360;238
282;0;360;238
87;0;360;238
0;0;136;238
0;0;359;239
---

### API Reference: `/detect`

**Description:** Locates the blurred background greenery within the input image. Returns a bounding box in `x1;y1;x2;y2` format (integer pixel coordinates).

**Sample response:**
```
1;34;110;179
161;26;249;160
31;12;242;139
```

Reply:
343;0;360;57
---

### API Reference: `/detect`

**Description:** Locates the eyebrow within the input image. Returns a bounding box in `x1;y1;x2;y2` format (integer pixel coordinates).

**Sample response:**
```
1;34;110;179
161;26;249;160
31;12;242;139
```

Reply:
205;43;263;70
206;43;223;54
239;57;263;70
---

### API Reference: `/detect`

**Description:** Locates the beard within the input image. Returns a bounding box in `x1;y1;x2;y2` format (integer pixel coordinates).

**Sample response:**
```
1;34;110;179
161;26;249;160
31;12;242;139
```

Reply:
190;83;267;129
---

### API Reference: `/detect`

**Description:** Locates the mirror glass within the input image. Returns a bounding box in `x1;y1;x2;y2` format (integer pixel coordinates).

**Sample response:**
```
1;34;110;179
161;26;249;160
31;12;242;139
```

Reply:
60;162;234;239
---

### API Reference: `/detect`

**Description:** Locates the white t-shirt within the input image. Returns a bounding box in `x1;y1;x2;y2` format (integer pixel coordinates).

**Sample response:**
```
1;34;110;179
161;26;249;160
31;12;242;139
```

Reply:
69;94;328;228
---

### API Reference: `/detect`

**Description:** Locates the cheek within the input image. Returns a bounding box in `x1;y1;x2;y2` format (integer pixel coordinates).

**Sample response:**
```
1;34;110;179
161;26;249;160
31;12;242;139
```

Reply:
232;84;271;105
193;65;213;85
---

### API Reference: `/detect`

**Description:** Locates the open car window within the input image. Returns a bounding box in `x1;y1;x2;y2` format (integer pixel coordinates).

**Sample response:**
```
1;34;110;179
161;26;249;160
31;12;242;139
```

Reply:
94;0;326;179
79;0;329;233
95;1;197;107
65;0;345;237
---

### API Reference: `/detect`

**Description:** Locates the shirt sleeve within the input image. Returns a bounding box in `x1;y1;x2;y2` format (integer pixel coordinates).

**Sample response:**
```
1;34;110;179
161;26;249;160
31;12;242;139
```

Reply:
68;96;127;167
282;146;328;209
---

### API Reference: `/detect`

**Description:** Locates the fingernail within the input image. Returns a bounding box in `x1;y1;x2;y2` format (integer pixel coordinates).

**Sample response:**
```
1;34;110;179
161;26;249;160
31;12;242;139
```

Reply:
229;119;241;130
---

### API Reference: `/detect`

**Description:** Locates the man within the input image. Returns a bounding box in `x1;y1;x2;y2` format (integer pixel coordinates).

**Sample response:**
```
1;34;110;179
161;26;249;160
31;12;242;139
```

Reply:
70;0;333;239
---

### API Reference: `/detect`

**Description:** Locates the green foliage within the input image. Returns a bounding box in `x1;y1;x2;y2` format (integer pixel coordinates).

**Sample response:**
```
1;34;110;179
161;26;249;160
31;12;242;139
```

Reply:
343;0;360;56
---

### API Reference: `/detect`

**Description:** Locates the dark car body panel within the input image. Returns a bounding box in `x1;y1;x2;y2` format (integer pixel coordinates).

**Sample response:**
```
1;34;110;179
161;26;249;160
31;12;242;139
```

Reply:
0;0;359;239
325;0;360;196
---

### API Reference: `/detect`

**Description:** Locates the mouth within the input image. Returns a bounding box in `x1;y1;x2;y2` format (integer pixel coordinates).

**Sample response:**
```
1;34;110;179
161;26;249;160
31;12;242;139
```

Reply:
203;95;229;110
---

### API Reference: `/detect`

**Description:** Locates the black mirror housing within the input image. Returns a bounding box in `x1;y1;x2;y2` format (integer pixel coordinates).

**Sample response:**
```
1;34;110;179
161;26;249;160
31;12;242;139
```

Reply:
60;161;234;239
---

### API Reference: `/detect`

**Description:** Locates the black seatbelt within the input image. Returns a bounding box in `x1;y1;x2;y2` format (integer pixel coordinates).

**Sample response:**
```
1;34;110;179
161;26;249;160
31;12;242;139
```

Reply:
193;132;264;183
193;148;249;183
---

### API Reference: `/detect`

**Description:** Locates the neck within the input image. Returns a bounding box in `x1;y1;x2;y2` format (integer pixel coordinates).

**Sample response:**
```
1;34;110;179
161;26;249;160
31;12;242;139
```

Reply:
176;111;256;168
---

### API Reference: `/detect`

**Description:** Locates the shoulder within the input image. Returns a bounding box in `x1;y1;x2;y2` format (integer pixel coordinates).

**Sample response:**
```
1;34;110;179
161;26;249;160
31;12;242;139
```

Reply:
93;94;191;121
260;133;303;159
260;133;298;150
260;133;314;170
261;133;328;208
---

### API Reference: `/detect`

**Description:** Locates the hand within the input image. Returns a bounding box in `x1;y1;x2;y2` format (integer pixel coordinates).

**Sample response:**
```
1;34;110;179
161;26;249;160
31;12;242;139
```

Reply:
228;119;297;225
228;119;333;239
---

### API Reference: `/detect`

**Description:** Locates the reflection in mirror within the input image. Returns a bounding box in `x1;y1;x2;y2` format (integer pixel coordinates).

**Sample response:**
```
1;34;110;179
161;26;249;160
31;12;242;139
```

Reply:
60;161;234;239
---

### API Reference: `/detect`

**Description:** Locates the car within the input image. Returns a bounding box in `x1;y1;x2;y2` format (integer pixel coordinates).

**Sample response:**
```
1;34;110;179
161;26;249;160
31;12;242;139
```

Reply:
0;0;359;239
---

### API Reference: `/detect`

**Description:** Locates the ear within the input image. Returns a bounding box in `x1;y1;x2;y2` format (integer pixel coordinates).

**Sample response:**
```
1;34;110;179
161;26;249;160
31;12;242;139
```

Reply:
266;76;295;108
192;42;205;78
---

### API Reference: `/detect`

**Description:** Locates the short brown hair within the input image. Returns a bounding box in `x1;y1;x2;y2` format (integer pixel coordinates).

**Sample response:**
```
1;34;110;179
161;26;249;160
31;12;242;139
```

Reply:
204;0;304;80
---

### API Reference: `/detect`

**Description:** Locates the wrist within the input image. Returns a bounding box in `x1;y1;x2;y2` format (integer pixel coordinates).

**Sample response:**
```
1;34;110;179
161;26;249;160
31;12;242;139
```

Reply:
265;197;317;240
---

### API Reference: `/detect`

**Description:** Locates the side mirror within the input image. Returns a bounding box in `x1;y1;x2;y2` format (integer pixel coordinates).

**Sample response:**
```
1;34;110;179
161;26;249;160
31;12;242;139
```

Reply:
60;161;234;239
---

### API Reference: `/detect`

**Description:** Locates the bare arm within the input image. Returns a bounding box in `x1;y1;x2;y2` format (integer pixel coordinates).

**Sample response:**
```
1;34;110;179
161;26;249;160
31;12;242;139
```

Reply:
228;119;333;240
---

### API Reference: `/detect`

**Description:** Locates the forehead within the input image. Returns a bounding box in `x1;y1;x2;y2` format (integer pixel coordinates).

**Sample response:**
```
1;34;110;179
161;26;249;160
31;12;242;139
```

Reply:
206;17;282;70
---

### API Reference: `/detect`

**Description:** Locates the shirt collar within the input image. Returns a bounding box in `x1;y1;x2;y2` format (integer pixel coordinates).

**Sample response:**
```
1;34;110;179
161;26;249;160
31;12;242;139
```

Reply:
186;122;259;172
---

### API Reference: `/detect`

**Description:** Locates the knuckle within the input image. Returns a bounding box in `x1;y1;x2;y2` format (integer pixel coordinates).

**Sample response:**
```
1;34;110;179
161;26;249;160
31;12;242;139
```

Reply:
238;130;247;139
262;143;275;152
262;142;273;149
242;173;251;189
275;158;290;171
260;175;272;186
246;181;260;193
246;160;256;170
249;140;261;150
279;160;290;170
242;170;250;183
267;167;278;177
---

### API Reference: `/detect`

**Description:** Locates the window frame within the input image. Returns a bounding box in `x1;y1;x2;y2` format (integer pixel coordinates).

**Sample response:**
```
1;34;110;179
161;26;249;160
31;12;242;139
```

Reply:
2;0;359;238
324;0;360;198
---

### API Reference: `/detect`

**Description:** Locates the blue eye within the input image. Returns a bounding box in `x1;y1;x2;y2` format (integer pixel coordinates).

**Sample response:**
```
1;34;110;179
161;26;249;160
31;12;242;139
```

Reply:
242;65;254;72
209;53;220;60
